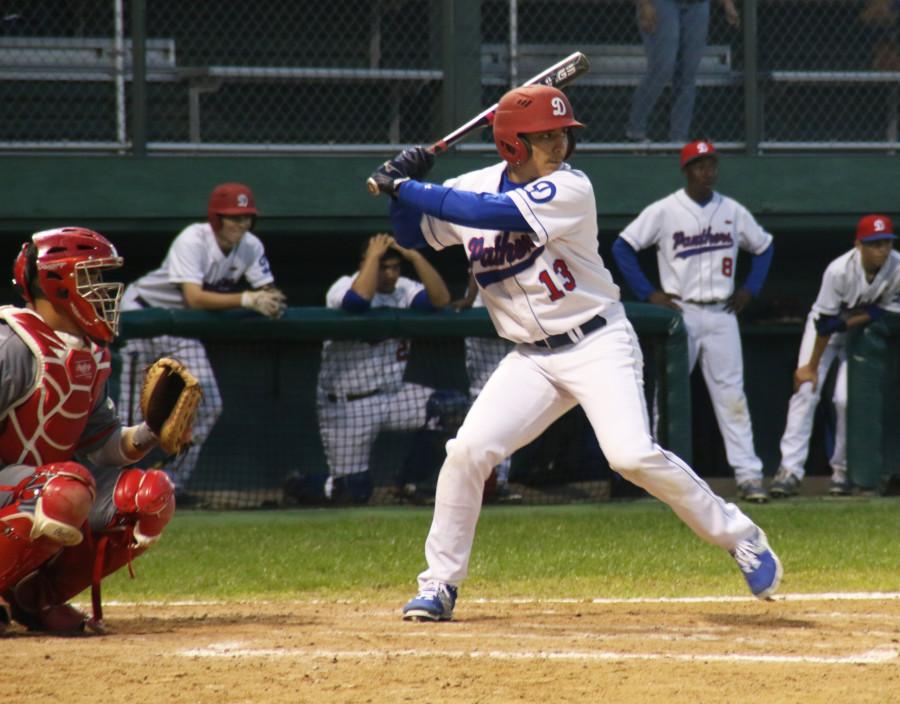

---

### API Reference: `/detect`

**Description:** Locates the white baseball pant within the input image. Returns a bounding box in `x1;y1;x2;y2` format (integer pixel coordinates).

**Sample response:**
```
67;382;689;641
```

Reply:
777;315;847;480
418;305;760;587
680;302;763;484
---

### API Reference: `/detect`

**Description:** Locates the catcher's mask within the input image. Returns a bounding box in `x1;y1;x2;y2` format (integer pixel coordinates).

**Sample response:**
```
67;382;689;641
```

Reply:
13;227;124;343
207;182;258;233
492;84;584;167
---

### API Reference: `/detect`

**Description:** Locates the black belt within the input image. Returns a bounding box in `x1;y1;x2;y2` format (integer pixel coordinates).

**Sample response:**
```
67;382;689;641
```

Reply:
683;299;725;305
327;389;380;403
534;314;606;350
134;295;151;308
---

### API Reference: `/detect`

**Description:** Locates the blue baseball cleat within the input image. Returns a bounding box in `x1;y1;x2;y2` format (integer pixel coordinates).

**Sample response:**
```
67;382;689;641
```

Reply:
402;581;458;621
732;529;783;600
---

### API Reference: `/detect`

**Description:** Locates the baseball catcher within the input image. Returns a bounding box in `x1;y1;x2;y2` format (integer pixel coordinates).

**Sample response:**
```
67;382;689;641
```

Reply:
0;227;196;633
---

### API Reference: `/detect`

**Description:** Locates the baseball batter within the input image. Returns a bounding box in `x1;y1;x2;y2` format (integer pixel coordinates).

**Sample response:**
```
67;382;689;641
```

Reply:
612;141;774;503
771;214;900;497
368;84;782;622
0;228;175;633
118;183;285;499
306;233;451;504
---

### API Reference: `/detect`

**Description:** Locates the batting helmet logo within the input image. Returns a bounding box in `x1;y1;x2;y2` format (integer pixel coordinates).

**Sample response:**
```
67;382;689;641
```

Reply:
493;85;584;166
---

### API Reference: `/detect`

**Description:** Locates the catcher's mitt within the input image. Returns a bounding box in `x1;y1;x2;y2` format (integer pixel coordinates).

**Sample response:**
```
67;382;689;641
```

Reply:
140;357;202;455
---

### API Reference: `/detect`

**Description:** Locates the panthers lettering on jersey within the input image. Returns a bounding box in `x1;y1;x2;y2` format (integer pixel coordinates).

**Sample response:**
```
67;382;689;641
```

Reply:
420;162;620;345
0;307;112;465
620;189;773;302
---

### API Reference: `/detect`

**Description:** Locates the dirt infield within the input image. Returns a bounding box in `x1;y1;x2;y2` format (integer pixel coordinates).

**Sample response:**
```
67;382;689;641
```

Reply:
3;594;898;704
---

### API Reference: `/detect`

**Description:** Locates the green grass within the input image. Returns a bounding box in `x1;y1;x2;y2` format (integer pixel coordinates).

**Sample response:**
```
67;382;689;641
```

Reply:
102;498;900;601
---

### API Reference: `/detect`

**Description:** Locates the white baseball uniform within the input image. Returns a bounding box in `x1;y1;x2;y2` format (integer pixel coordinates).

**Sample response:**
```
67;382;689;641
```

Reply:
619;189;774;484
412;161;762;588
316;274;432;479
778;248;900;480
118;222;274;490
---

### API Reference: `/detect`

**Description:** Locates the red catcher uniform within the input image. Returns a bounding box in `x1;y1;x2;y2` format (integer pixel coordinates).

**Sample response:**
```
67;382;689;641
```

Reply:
0;227;175;633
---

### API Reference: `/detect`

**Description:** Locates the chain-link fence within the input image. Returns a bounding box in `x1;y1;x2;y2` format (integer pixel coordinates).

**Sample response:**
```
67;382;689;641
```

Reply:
0;0;897;152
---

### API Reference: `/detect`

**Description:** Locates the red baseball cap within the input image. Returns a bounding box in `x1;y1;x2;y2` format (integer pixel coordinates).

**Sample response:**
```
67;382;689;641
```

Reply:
856;214;897;242
680;140;717;168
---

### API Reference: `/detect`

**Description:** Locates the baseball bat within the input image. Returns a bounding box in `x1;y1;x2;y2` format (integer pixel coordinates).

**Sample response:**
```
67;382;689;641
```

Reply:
366;51;591;196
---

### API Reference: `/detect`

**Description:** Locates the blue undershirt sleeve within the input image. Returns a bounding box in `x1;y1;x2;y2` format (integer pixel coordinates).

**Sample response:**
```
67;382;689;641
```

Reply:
389;198;428;250
743;243;774;297
611;237;656;301
397;180;531;231
410;289;435;311
341;289;371;313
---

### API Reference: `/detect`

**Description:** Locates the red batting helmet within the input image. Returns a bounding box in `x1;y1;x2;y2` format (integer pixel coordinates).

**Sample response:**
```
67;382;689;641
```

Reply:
207;182;258;233
12;227;124;343
680;140;717;168
492;85;584;166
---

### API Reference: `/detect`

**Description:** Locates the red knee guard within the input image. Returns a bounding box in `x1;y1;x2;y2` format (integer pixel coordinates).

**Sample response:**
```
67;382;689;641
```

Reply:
7;469;174;632
0;462;95;593
113;469;176;546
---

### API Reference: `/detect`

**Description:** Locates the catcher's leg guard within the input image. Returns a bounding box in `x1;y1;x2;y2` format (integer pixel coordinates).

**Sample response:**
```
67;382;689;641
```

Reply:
0;462;96;594
7;469;174;633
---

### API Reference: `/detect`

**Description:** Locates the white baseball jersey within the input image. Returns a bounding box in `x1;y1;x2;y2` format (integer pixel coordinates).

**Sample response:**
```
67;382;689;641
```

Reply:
619;190;773;302
122;223;274;310
420;162;620;344
317;275;425;395
811;249;900;316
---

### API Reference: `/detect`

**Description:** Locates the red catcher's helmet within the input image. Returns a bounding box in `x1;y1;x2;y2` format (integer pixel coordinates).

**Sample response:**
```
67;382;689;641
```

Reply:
12;227;124;343
492;85;584;166
207;182;258;233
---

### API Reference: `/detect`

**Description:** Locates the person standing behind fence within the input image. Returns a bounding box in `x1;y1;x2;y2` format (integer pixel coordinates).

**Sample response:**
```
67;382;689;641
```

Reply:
117;183;286;502
626;0;739;143
770;215;900;498
286;233;451;505
612;140;774;503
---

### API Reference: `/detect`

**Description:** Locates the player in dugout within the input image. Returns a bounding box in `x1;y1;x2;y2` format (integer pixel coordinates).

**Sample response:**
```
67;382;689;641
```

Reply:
770;214;900;498
612;140;775;504
0;227;182;634
368;84;783;622
117;182;285;504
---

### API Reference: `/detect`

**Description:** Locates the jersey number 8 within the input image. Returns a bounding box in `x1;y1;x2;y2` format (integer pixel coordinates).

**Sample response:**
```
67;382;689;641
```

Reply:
722;257;733;278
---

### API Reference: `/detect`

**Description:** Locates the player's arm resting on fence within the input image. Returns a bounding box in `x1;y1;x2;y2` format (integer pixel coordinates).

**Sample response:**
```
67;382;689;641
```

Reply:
394;243;451;309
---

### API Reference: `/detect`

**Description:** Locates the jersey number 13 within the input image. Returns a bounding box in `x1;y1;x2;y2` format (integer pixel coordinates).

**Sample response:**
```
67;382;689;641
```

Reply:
539;259;577;301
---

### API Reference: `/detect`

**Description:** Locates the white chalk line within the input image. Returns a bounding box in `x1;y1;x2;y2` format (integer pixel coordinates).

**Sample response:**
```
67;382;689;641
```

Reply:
93;591;900;608
176;641;899;666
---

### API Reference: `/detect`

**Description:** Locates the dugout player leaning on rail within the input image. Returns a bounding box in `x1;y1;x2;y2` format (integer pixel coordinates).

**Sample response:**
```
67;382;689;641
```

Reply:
612;141;775;504
770;214;900;498
117;183;285;503
368;84;783;622
0;228;180;634
283;233;452;505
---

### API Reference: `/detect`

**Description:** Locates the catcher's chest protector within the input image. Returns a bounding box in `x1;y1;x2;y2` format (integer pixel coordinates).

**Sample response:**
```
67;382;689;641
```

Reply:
0;307;111;465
